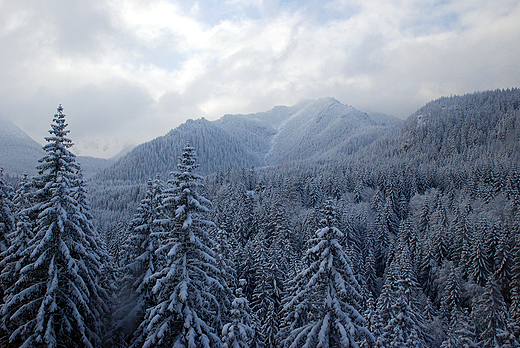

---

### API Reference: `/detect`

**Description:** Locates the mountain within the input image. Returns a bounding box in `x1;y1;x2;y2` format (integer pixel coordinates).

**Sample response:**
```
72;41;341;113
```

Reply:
352;88;520;168
0;116;116;178
258;97;400;164
0;116;44;176
75;156;116;179
97;98;400;181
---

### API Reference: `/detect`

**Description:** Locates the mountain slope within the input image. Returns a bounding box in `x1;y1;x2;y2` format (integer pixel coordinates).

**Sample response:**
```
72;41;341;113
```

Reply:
98;118;269;181
97;98;400;181
353;88;520;167
0;116;44;176
0;116;115;178
263;97;400;164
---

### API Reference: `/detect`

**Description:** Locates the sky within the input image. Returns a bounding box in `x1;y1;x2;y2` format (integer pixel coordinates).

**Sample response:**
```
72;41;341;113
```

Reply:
1;0;519;158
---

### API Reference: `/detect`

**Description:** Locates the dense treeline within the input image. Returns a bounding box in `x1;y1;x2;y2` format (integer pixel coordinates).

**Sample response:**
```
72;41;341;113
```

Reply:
1;89;520;347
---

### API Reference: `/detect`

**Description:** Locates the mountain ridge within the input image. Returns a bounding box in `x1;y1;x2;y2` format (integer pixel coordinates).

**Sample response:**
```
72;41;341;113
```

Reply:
96;98;400;181
0;115;118;178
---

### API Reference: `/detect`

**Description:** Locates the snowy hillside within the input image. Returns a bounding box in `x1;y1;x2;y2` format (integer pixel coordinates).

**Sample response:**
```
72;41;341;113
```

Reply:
263;97;400;164
0;116;115;177
97;98;400;180
0;116;44;176
351;88;520;168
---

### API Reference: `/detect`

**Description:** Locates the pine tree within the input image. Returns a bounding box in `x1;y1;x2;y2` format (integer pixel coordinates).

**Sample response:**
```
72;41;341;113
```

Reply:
0;167;14;254
268;197;296;273
376;259;399;332
1;105;109;348
474;274;508;348
469;227;490;287
0;173;34;311
0;168;16;346
493;229;511;298
511;235;520;327
381;245;430;347
139;144;232;348
363;294;384;347
496;320;520;347
440;263;462;322
279;200;373;348
440;307;477;348
221;286;255;348
117;177;164;346
251;244;283;347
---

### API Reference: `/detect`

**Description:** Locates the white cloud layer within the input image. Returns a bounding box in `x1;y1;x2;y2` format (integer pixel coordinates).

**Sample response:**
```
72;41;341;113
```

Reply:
1;0;519;157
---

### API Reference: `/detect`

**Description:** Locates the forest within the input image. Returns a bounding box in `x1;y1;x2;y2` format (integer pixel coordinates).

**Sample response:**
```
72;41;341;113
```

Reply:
1;89;520;347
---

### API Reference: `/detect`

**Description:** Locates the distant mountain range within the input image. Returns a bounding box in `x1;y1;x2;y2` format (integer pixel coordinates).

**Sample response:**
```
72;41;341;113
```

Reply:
4;90;519;184
0;116;44;176
0;117;117;178
353;88;520;169
97;98;400;181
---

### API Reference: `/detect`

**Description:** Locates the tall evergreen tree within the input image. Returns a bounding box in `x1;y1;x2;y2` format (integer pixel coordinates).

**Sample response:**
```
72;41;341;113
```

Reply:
380;245;430;347
0;168;15;346
0;174;34;313
251;235;283;347
474;274;508;348
469;227;490;287
221;286;256;348
511;235;520;327
279;200;372;348
441;309;478;348
139;144;232;348
440;263;462;322
0;105;109;348
116;177;164;346
0;168;14;254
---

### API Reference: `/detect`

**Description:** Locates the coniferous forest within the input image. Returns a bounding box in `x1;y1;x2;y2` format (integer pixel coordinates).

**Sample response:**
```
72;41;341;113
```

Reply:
1;89;520;347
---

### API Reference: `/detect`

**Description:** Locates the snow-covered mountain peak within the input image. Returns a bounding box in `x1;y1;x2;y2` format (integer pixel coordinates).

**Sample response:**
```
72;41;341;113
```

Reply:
94;98;401;180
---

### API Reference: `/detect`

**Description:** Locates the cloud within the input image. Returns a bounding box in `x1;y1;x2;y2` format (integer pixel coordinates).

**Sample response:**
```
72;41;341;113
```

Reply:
0;0;519;157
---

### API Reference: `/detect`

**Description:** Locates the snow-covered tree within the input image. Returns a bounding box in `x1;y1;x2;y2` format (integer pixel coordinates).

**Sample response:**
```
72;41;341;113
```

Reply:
0;167;14;254
251;234;283;347
221;285;255;348
511;236;520;326
0;174;34;308
116;176;164;346
139;143;232;348
0;105;109;348
440;263;462;321
0;168;15;346
363;294;384;347
474;274;508;348
279;200;373;348
380;245;430;347
469;226;489;287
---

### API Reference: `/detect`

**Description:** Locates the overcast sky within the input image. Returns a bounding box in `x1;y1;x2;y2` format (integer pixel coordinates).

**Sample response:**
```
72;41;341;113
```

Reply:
1;0;519;158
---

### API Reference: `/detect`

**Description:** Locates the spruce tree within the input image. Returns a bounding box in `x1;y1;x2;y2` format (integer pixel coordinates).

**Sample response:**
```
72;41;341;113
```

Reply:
1;105;109;348
511;235;520;327
251;234;283;347
279;200;372;348
440;263;462;322
140;143;232;348
380;246;430;347
474;274;508;348
221;286;255;348
0;174;34;311
0;167;14;254
469;228;489;287
0;168;15;346
116;177;164;346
